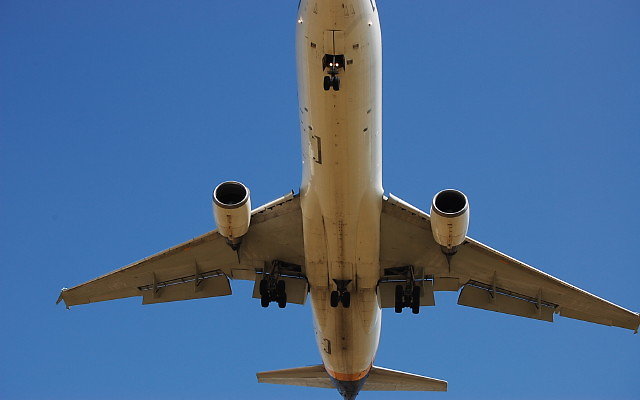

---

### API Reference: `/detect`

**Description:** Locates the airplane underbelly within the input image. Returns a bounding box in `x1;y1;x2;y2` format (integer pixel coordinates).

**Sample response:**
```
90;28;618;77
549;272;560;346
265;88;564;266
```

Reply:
296;0;383;377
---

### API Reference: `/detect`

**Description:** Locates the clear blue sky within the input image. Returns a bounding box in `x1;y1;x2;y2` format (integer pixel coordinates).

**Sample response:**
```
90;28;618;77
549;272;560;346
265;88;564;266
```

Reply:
1;1;639;399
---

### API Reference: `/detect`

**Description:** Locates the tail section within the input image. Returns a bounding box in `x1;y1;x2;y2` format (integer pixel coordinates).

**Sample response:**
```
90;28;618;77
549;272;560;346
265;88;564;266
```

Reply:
364;366;447;391
257;364;447;396
257;364;334;388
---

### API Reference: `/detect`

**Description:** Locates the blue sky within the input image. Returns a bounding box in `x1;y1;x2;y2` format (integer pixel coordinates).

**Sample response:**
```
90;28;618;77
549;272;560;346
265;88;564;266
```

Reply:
1;1;639;399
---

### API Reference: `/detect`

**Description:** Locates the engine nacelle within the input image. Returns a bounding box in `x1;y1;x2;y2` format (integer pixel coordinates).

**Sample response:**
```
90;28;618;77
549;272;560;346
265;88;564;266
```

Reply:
430;189;470;250
212;181;251;248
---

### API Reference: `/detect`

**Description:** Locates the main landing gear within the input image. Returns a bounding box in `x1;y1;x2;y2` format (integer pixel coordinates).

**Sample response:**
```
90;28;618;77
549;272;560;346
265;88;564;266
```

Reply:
330;279;351;308
391;266;422;314
259;260;288;308
395;284;421;314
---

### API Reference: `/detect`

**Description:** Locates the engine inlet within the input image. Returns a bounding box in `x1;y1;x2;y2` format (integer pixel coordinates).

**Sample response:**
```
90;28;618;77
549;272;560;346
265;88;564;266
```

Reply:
214;181;249;208
432;189;468;217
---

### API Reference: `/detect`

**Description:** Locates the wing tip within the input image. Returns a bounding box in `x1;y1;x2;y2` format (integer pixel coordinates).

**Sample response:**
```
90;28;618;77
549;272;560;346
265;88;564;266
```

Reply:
56;288;70;309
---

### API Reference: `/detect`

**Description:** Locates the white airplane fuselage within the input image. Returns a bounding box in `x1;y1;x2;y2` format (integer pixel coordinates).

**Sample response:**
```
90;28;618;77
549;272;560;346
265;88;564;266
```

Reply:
296;0;383;386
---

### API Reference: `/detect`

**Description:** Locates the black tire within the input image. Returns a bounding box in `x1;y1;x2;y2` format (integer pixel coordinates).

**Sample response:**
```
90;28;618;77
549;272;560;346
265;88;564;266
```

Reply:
411;305;420;314
395;284;404;307
395;285;404;313
333;76;340;91
341;291;351;308
323;76;331;91
278;293;287;309
261;295;270;308
330;290;340;307
259;279;268;297
411;285;421;308
276;280;286;297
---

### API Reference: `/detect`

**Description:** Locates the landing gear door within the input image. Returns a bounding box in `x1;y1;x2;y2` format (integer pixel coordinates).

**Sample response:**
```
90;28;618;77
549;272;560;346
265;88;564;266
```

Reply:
323;30;344;55
333;30;344;54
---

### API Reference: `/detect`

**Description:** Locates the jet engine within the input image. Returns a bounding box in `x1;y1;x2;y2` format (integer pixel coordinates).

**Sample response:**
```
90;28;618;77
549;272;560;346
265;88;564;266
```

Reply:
212;181;252;249
430;189;470;250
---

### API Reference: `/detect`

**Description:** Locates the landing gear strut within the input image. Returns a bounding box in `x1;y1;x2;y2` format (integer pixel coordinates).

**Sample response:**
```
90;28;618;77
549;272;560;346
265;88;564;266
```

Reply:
330;279;351;308
259;260;288;308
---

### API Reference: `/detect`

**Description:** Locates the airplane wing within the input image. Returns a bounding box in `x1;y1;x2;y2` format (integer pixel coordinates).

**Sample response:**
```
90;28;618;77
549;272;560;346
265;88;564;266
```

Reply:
380;194;640;332
58;192;305;308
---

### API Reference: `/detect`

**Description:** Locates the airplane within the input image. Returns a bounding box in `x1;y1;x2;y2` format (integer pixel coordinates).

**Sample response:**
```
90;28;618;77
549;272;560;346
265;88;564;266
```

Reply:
57;1;640;399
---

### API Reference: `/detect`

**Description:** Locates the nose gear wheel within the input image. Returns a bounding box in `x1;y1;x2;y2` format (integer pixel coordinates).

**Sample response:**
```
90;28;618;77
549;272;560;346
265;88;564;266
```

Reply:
323;75;341;91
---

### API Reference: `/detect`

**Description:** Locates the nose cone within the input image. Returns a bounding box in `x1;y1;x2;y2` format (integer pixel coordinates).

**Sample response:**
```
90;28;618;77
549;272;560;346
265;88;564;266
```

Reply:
330;375;368;400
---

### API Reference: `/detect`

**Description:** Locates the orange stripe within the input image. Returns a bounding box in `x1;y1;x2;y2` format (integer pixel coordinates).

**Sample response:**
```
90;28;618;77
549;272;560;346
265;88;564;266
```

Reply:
325;364;372;381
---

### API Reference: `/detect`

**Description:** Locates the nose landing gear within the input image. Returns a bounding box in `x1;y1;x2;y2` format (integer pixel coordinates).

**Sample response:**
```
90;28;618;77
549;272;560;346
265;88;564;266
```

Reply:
323;75;340;91
322;54;345;92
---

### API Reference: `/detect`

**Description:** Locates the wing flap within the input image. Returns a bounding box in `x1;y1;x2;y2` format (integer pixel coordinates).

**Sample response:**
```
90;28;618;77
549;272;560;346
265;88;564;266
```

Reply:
457;284;554;322
141;272;231;304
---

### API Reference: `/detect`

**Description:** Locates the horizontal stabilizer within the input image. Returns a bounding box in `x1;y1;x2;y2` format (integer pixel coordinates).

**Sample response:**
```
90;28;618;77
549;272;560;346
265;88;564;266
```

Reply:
257;365;447;392
257;365;334;388
363;366;447;391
